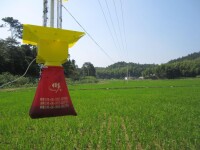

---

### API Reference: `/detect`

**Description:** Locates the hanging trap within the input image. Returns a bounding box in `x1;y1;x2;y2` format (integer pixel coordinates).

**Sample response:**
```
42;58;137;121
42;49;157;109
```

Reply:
23;24;84;118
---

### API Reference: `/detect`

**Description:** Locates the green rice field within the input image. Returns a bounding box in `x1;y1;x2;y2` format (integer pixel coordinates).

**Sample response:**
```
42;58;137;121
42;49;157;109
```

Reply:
0;79;200;149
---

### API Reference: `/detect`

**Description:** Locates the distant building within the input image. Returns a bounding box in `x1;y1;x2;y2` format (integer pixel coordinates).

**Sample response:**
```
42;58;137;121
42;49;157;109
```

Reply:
138;76;144;80
125;76;135;80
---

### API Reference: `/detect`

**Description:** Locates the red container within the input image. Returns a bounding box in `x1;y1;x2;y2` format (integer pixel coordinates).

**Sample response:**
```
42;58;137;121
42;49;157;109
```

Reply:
29;66;77;118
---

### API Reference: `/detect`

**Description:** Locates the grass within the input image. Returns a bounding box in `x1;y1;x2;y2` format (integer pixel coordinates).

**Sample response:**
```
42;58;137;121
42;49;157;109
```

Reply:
0;78;200;149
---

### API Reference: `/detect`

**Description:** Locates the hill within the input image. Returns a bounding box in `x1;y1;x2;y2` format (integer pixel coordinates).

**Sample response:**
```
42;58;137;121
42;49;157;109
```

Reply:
168;51;200;63
96;51;200;79
96;62;157;79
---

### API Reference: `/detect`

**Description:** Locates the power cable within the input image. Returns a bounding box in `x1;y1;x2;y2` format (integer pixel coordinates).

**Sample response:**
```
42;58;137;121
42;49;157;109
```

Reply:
62;4;115;63
97;0;119;52
120;0;128;59
112;0;125;54
104;0;122;52
0;58;36;88
119;0;129;79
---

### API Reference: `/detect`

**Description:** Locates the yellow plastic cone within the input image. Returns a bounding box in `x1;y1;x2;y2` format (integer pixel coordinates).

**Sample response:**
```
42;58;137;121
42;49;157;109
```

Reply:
23;24;84;66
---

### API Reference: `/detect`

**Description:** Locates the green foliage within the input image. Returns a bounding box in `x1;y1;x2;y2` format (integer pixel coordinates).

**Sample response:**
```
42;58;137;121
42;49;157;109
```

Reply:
0;79;199;149
97;53;200;79
168;52;200;63
79;76;98;84
66;76;98;84
0;72;37;88
1;17;23;39
0;38;39;76
63;59;80;80
96;62;157;79
153;58;200;79
81;62;96;77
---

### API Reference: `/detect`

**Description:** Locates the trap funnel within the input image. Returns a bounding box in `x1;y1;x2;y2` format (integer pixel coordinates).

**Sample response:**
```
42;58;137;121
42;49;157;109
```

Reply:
23;24;84;66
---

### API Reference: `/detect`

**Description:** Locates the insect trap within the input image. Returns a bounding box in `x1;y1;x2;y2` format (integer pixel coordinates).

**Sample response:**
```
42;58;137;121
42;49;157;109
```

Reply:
22;0;84;118
23;24;84;118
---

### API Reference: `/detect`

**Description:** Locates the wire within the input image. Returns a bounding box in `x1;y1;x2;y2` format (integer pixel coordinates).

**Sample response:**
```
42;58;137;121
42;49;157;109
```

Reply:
119;0;129;79
120;0;128;60
104;0;122;54
97;0;119;52
62;4;115;63
112;0;124;53
0;58;36;88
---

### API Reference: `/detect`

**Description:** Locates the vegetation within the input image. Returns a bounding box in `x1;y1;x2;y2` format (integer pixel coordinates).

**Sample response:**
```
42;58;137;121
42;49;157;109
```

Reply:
0;72;37;88
96;62;157;79
0;79;199;149
96;52;200;79
0;38;39;76
81;62;96;77
168;52;200;63
1;17;23;39
144;55;200;79
66;76;98;85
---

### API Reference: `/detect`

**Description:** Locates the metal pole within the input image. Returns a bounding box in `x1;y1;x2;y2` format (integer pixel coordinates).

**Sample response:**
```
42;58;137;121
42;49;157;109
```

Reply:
57;0;62;28
60;0;62;28
57;0;60;28
127;65;129;82
43;0;48;27
50;0;54;27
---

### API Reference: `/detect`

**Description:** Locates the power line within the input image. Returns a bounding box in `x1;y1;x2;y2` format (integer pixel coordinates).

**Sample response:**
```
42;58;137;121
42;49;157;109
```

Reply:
62;4;115;63
112;0;125;54
97;0;119;52
119;0;129;79
119;0;128;60
104;0;122;53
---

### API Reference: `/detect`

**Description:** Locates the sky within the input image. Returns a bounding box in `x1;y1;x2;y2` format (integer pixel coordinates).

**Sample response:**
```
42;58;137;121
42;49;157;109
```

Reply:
0;0;200;67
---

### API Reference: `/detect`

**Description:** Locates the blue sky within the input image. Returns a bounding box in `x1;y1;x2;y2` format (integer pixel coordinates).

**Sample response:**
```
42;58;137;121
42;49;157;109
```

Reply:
0;0;200;67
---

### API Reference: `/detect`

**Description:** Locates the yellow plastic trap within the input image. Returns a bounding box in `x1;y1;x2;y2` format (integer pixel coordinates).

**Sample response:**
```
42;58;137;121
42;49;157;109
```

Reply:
23;24;84;66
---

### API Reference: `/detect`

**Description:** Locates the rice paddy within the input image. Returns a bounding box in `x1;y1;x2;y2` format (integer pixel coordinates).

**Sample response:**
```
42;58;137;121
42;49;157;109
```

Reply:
0;79;199;149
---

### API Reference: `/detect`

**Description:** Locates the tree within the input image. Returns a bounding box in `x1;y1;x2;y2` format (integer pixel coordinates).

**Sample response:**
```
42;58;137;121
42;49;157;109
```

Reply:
1;17;22;39
81;62;96;77
63;59;80;80
0;38;39;76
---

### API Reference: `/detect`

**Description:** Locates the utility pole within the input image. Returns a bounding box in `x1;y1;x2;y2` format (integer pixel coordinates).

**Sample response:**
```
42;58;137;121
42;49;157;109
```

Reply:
60;0;62;28
44;0;62;28
127;64;129;82
50;0;55;27
43;0;48;27
57;0;62;28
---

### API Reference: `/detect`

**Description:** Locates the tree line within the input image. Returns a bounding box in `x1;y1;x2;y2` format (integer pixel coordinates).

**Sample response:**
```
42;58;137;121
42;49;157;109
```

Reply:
96;52;200;79
143;57;200;79
96;62;157;79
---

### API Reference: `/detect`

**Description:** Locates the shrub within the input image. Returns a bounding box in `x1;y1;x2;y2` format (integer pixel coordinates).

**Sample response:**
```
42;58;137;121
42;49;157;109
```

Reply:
79;76;99;84
0;72;37;88
65;76;99;84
